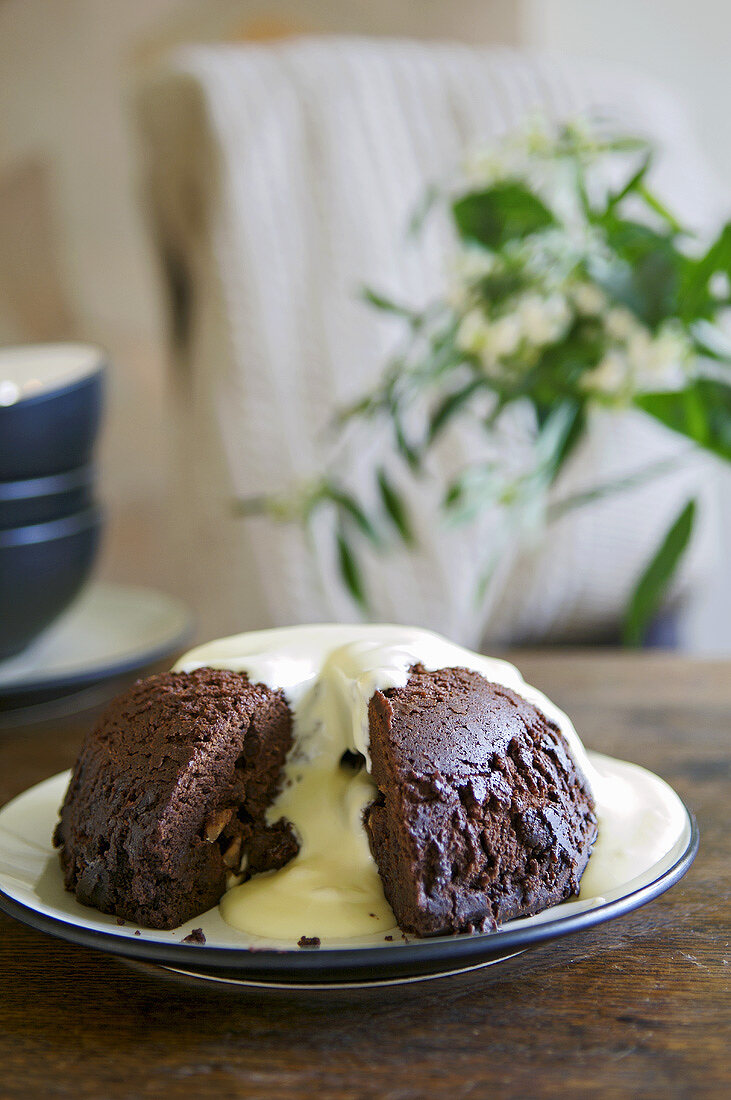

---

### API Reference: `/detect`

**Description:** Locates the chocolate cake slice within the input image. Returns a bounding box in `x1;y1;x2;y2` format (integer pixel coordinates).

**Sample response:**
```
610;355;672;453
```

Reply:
364;664;597;936
54;667;298;929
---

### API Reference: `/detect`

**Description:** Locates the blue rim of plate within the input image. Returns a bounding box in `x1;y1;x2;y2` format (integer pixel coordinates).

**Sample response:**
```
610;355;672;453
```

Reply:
0;807;698;985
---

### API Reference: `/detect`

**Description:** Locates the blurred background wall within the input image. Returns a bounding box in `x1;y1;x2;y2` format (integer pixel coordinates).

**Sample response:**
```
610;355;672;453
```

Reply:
0;0;729;651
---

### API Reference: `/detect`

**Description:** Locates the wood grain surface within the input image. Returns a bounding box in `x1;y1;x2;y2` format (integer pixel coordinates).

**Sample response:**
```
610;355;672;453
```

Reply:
0;650;728;1100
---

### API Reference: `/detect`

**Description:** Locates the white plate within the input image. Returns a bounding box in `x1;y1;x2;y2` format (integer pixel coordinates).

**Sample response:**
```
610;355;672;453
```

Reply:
0;581;192;699
0;756;698;987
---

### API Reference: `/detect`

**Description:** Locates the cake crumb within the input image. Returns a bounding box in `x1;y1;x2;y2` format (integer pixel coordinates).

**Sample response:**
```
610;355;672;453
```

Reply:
134;930;141;936
297;935;321;949
182;927;206;945
115;917;125;926
384;935;393;941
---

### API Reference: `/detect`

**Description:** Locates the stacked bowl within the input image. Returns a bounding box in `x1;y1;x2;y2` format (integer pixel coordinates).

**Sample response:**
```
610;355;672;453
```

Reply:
0;345;105;660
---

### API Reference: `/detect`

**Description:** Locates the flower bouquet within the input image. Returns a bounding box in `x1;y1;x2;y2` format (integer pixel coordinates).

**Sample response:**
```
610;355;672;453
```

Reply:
240;121;731;645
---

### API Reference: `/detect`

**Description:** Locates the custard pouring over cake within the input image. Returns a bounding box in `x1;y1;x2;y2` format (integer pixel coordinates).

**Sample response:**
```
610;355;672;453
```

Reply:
53;624;675;942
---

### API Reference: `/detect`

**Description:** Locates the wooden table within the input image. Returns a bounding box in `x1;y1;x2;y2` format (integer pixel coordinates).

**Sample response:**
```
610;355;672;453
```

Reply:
0;650;728;1099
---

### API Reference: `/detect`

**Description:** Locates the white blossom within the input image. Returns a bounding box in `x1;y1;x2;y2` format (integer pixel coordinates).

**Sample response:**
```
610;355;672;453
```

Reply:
651;325;692;369
624;327;652;366
456;309;491;355
570;282;606;317
488;314;523;358
453;248;496;282
452;122;699;404
605;306;641;342
630;324;692;392
456;308;523;373
580;350;633;399
710;271;730;300
522;117;554;157
447;248;497;310
462;139;533;189
518;293;572;347
582;317;693;398
463;148;513;188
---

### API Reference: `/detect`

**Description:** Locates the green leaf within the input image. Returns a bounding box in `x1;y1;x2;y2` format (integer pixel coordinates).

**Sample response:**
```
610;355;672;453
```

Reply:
551;404;586;479
361;287;416;320
622;499;696;647
597;136;653;154
336;526;368;609
419;334;464;383
573;159;593;220
452;182;555;250
393;413;422;473
547;454;684;523
679;222;731;321
336;392;382;424
533;400;585;482
606;152;653;213
442;464;500;526
634;247;680;327
407;182;441;239
443;479;465;509
377;468;415;545
597;217;681;326
326;489;382;546
469;264;526;305
428;377;485;443
635;183;683;234
529;326;604;397
635;379;731;462
601;148;682;233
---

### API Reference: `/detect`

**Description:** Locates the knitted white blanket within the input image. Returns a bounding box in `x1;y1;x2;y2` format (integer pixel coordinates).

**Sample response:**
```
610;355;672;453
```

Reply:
138;38;719;645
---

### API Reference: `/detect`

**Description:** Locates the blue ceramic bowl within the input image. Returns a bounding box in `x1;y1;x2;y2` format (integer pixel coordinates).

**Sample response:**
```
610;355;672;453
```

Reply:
0;506;102;660
0;466;95;530
0;344;105;480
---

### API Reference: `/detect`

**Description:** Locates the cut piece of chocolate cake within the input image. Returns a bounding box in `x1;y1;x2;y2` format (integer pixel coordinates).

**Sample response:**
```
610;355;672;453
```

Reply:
364;664;597;936
54;667;298;929
55;633;598;938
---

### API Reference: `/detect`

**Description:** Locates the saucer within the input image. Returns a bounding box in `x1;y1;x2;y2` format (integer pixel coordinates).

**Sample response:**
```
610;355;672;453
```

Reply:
0;581;192;709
